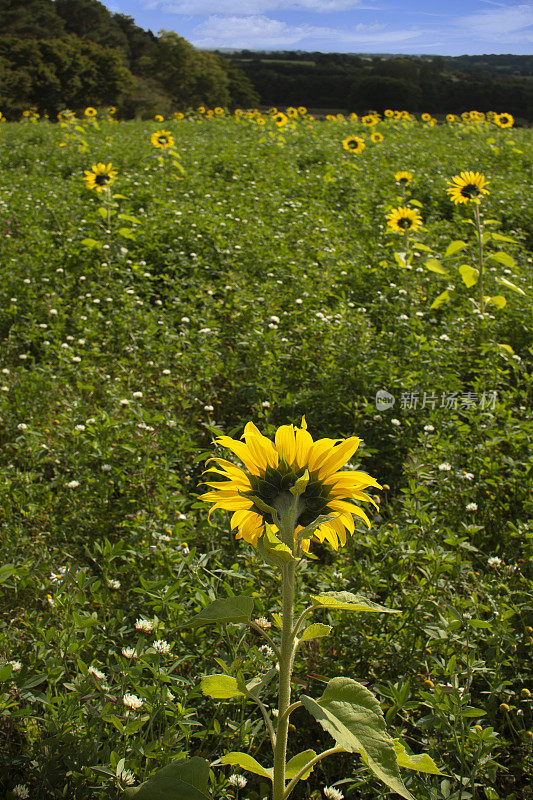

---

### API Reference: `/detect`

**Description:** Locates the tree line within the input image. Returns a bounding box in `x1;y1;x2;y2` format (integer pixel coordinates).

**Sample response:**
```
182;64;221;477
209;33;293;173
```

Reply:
0;0;531;119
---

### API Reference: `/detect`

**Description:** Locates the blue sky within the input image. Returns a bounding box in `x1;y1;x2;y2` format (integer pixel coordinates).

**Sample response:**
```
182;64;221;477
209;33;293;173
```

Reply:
106;0;533;54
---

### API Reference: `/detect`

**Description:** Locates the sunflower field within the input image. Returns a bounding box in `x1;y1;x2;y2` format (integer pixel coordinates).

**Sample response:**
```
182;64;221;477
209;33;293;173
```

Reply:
0;107;532;800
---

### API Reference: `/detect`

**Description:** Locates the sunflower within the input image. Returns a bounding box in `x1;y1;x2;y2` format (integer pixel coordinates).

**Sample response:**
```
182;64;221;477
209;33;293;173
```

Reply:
273;112;288;127
395;170;413;185
446;114;458;123
84;107;97;117
384;109;394;118
151;129;174;149
287;107;298;118
342;135;365;154
214;107;224;115
83;162;117;192
199;418;380;551
174;112;185;120
421;112;431;122
108;106;117;115
370;131;384;143
154;114;164;122
362;114;379;127
446;171;490;205
297;106;307;115
386;206;423;234
349;112;358;122
494;113;514;128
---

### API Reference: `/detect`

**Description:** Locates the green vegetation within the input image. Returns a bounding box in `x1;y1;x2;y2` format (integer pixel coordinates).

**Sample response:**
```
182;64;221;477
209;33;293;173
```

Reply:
0;112;531;800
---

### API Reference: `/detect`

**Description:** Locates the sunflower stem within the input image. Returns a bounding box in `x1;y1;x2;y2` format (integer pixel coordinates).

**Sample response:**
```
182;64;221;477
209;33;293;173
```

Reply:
473;203;485;314
272;560;296;800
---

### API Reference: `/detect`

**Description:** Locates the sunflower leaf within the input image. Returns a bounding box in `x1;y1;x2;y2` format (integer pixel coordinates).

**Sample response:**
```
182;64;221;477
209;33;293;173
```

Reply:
125;757;211;799
296;514;338;542
181;596;254;628
459;264;479;288
495;276;525;295
487;251;515;269
444;240;467;258
301;678;414;800
290;469;309;497
245;494;276;516
219;752;272;780
200;675;245;699
310;592;401;614
300;623;332;642
430;289;450;309
286;750;317;780
257;525;295;566
393;739;443;775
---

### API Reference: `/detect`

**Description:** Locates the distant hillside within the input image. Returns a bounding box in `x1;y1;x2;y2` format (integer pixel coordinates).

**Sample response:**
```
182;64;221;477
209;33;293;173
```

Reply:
0;0;258;117
216;50;533;121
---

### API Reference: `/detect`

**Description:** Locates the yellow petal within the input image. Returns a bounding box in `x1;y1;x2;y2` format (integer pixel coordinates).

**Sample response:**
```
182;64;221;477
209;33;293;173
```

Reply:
216;436;262;475
275;425;296;465
306;438;340;473
294;427;314;468
317;437;362;480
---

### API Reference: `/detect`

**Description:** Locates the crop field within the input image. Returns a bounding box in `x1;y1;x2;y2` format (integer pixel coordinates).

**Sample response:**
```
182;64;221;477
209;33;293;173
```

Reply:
0;108;532;800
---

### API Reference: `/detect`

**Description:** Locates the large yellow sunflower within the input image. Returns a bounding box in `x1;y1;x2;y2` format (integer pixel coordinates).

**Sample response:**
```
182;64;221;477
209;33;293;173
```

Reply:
151;129;174;149
342;135;365;154
273;112;288;127
494;112;514;128
446;171;490;204
199;418;380;551
84;106;97;117
386;206;422;234
83;162;117;192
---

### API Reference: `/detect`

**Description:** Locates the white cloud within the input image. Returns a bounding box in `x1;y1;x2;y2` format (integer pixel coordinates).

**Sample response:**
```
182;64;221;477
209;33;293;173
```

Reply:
191;14;424;48
456;3;533;41
145;0;378;15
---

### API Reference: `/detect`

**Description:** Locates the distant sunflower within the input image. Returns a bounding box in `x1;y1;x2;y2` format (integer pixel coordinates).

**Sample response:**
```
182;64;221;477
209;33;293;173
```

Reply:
273;112;288;127
84;107;97;117
298;106;307;115
395;170;413;185
342;135;365;154
370;131;384;143
362;114;379;127
349;112;359;122
384;109;394;118
494;113;514;128
214;107;224;115
174;112;185;120
386;206;422;234
286;107;298;118
151;129;174;149
154;114;164;122
446;114;458;123
421;113;431;122
199;418;380;551
446;171;490;205
83;162;117;192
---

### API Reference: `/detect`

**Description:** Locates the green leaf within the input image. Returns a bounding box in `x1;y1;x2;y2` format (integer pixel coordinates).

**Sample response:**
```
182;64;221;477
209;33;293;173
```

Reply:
311;592;400;614
118;214;141;224
0;664;13;681
245;668;278;696
200;675;245;699
300;623;333;642
286;750;317;780
424;259;448;276
444;240;467;258
487;251;515;269
393;740;442;775
409;199;423;208
496;343;515;355
257;524;295;566
290;469;309;496
97;206;108;219
495;276;525;295
80;238;102;249
459;264;479;288
486;295;506;309
219;752;272;780
301;678;414;800
125;757;211;799
182;596;254;628
490;232;517;243
412;242;432;252
118;227;136;240
430;290;450;309
461;707;487;718
393;252;407;267
245;494;276;516
296;513;338;542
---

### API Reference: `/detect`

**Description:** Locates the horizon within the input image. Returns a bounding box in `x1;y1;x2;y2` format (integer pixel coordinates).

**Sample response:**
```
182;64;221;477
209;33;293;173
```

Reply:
106;0;533;56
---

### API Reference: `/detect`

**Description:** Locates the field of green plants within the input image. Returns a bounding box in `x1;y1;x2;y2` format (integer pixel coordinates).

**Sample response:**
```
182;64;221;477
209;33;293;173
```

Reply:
0;110;532;800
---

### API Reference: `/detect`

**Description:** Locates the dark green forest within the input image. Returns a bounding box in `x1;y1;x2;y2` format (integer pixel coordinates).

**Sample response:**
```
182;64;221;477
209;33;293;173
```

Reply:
1;0;532;119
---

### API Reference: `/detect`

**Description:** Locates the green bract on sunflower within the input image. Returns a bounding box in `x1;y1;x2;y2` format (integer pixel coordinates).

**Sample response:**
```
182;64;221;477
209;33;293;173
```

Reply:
386;206;422;234
151;129;174;149
199;418;380;551
446;171;490;205
83;162;117;192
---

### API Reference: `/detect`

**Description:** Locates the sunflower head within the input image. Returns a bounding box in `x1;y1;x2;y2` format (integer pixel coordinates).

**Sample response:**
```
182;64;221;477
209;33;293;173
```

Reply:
394;170;413;185
371;131;384;143
151;129;174;149
342;135;365;154
154;114;164;122
83;162;117;192
199;418;380;552
446;171;490;205
84;107;97;117
494;113;513;128
386;206;423;234
273;112;288;127
362;114;379;127
421;113;431;122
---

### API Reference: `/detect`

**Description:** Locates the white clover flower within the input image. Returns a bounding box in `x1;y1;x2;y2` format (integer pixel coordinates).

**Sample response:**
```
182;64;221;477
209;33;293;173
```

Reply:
254;617;271;630
323;787;344;800
121;647;137;659
88;666;106;681
424;424;435;432
258;645;274;657
108;579;121;590
101;464;112;472
12;785;30;799
123;693;143;710
438;463;452;472
118;768;135;786
66;480;80;489
178;513;187;520
399;314;409;320
269;315;280;324
461;472;475;481
132;391;143;399
72;356;81;363
261;401;271;408
228;775;247;788
153;639;171;654
466;502;478;511
49;308;58;315
74;424;85;431
162;369;171;375
488;556;502;568
17;423;27;430
9;660;22;672
391;418;401;426
203;405;214;412
120;399;130;406
135;618;154;633
295;298;303;304
180;317;190;323
439;334;450;341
